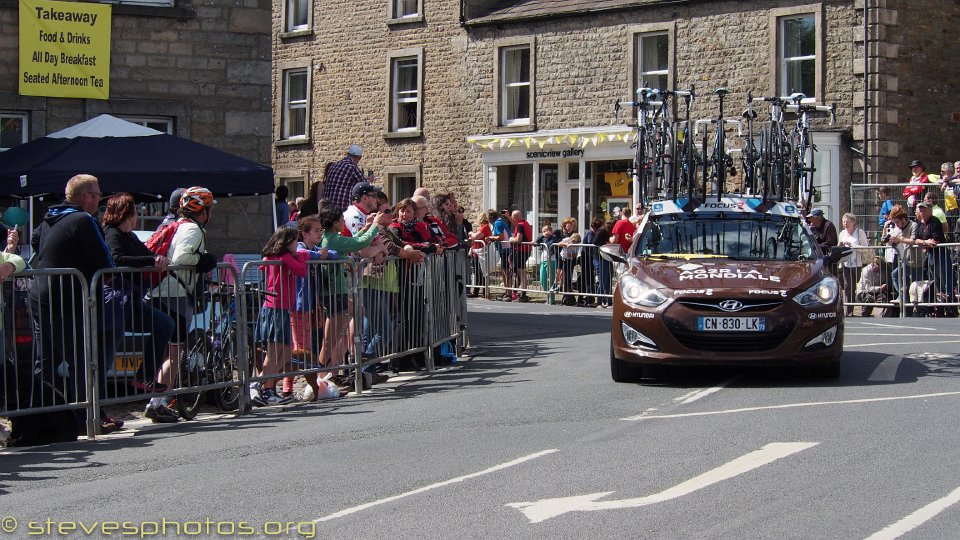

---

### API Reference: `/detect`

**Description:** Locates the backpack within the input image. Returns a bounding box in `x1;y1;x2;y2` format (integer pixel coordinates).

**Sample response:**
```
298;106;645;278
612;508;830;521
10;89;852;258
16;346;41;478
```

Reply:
145;219;185;258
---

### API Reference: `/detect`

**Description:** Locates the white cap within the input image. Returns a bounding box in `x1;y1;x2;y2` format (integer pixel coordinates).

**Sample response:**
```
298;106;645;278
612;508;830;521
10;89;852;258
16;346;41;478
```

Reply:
347;144;363;157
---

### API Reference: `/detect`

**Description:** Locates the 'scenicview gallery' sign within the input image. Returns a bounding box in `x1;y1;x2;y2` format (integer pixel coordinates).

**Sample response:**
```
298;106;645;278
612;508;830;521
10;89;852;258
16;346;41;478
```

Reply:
18;0;111;100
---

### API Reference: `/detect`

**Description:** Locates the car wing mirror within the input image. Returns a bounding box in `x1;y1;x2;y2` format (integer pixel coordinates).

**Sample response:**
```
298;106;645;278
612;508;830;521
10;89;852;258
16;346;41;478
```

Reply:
599;244;626;264
825;245;851;265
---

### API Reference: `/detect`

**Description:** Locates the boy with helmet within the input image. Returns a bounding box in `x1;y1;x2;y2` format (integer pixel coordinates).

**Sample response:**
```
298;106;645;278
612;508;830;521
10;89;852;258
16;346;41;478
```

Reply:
145;186;218;421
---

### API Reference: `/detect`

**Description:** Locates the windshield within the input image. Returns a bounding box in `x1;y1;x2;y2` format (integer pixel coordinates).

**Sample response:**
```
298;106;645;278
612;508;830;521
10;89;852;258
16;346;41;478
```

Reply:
636;213;816;261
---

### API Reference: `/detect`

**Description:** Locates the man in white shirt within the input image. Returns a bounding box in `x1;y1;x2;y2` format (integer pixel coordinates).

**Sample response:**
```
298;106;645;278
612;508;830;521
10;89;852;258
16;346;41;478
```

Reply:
342;182;382;236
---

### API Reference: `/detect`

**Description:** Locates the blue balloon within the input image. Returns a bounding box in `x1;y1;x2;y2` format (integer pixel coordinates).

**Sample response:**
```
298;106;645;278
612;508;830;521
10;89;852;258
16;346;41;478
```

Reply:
2;207;28;227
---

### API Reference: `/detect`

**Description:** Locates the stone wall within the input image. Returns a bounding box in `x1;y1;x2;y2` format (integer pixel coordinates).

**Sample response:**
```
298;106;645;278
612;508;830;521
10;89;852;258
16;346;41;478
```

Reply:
272;0;483;210
0;0;274;254
274;0;865;217
878;0;960;181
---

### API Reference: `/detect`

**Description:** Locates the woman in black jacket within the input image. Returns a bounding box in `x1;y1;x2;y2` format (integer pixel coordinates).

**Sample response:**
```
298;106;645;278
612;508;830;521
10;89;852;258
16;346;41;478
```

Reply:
102;194;178;423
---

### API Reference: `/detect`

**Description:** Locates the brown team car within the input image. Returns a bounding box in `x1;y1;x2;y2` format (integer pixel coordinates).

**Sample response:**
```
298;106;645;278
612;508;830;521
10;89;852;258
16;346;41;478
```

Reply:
602;197;849;382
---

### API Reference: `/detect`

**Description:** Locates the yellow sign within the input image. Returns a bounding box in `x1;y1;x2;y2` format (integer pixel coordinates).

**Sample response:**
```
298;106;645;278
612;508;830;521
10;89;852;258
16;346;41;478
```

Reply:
19;0;111;100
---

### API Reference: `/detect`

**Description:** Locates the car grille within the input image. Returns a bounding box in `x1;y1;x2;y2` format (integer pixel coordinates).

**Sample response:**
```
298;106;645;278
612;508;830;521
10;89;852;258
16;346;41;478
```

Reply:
668;326;794;352
676;299;784;313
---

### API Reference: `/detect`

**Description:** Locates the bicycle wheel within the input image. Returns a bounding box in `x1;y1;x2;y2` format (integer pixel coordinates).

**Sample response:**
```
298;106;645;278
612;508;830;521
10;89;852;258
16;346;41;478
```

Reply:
176;330;210;421
213;330;241;411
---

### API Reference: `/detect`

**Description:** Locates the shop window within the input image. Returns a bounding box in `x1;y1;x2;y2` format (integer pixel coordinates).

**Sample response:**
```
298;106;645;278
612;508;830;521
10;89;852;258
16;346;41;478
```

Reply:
284;0;311;33
778;14;816;100
0;112;28;152
495;164;533;214
282;68;309;140
498;45;532;127
634;32;669;91
119;115;174;134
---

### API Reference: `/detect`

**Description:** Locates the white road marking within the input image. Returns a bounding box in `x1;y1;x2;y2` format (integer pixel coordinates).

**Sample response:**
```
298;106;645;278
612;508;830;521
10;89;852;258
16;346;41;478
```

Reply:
854;322;938;331
315;449;559;522
506;442;818;523
867;356;903;382
846;340;960;349
674;377;740;405
621;391;960;421
864;485;960;540
847;333;960;337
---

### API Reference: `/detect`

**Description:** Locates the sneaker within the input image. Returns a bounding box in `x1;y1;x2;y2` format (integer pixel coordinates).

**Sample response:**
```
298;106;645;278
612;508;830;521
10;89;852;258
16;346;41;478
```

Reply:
249;383;267;407
501;294;512;302
260;388;294;406
517;294;530;303
144;405;179;423
371;373;390;385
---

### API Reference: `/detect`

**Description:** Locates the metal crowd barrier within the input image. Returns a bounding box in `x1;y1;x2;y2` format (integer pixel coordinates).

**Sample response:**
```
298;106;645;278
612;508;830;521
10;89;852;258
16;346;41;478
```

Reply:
1;268;94;437
468;241;620;306
840;242;960;317
2;253;472;439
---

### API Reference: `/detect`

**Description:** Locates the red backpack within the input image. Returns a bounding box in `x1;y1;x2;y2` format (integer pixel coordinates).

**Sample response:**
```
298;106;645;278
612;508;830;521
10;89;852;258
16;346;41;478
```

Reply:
142;219;185;285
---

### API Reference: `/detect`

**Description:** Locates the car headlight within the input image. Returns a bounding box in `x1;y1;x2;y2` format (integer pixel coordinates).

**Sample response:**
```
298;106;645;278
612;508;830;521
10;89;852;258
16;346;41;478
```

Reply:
793;276;839;307
620;275;668;307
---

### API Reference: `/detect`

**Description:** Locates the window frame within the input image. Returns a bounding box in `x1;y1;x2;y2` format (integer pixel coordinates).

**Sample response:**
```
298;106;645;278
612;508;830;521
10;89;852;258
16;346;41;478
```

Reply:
494;37;536;131
0;111;29;152
281;0;312;36
384;165;421;203
388;0;422;22
118;115;174;134
634;31;670;92
385;48;424;138
770;5;823;103
277;61;312;145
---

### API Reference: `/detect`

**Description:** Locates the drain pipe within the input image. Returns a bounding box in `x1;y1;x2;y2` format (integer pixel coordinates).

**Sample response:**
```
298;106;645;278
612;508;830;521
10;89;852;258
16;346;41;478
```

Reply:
862;0;870;185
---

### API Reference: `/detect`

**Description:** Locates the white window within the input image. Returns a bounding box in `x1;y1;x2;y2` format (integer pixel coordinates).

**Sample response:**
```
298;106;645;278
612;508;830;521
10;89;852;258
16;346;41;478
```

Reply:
119;116;174;134
779;14;816;100
391;57;420;132
281;178;305;200
390;175;417;203
500;45;531;126
392;0;418;19
635;32;669;92
285;0;310;32
0;112;28;152
282;68;309;140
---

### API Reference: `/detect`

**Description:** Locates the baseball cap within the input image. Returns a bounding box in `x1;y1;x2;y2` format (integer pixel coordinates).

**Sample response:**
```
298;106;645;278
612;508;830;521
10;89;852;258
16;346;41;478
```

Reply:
347;144;363;157
809;208;825;217
351;182;381;201
167;187;186;210
917;201;932;209
910;159;924;168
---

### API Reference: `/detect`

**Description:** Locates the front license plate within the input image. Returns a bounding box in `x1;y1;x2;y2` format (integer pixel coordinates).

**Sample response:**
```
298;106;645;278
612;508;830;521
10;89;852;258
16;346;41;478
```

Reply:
114;355;144;372
697;316;765;332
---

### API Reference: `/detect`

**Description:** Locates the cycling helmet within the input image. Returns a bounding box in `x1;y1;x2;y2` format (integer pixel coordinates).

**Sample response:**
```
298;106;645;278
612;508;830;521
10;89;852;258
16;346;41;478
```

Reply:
180;186;216;212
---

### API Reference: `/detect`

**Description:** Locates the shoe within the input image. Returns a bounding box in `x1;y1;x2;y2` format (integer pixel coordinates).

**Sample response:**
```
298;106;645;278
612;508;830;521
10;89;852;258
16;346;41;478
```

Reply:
131;380;169;393
517;294;530;303
278;391;294;399
371;373;389;385
144;405;179;423
501;295;512;302
249;383;267;407
260;388;294;406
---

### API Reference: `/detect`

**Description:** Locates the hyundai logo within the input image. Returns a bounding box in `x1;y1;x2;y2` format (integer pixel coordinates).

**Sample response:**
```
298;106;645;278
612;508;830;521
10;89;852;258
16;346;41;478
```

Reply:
717;300;744;312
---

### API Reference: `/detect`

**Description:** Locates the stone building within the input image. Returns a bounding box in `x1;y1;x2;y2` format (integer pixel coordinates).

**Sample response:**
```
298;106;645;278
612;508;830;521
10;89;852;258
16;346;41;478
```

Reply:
272;0;959;230
0;0;274;253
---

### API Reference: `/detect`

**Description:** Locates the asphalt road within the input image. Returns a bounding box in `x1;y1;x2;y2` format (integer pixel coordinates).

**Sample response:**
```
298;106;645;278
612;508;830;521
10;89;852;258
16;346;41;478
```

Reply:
2;301;960;539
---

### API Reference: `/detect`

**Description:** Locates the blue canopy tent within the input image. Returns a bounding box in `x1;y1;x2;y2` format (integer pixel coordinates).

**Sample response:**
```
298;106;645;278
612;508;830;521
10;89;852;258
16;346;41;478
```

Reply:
0;115;274;198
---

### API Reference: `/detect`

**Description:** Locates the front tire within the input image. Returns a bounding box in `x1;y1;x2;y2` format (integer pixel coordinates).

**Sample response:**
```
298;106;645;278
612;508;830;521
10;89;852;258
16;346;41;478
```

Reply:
611;345;643;383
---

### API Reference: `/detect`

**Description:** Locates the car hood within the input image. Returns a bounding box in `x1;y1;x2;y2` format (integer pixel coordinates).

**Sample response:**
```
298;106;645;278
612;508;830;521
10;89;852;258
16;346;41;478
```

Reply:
631;258;824;290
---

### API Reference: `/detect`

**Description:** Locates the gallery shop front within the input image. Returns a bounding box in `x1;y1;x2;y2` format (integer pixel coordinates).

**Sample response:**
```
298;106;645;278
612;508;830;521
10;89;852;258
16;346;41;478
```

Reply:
467;125;842;233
